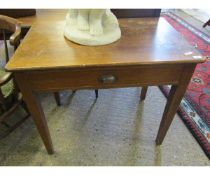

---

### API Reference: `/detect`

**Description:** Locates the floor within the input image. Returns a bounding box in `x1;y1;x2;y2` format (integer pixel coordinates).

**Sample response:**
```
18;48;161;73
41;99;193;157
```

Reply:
0;9;210;166
181;9;210;23
0;87;209;165
168;9;210;35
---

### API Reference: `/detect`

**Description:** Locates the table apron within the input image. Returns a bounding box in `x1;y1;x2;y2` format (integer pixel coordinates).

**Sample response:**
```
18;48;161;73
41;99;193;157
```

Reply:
14;64;187;92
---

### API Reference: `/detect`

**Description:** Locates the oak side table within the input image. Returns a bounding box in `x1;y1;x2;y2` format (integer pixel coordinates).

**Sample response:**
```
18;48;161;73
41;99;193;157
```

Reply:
6;17;205;154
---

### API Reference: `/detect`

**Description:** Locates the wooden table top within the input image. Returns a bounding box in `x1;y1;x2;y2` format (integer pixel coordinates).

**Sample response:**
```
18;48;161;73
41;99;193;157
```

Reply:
17;10;68;27
6;14;205;71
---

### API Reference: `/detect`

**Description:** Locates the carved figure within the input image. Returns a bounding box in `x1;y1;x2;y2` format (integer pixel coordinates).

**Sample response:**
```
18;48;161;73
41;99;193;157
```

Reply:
64;9;121;46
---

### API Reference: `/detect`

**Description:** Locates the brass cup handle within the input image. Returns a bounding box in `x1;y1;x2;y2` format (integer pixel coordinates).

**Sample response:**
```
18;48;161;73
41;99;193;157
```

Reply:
99;75;117;84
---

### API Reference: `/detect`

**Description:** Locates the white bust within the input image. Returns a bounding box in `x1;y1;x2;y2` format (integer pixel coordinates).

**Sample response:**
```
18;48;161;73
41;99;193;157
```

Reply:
64;9;121;46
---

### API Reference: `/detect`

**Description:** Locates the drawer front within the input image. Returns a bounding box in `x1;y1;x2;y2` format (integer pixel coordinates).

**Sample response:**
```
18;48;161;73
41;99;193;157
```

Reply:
18;65;184;91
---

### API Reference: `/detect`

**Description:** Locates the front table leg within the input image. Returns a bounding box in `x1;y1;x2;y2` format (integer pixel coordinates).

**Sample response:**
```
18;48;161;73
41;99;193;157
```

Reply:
15;73;54;154
156;65;196;145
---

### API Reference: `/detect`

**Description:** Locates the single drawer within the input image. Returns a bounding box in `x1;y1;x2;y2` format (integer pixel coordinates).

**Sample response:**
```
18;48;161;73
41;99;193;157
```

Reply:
20;64;184;91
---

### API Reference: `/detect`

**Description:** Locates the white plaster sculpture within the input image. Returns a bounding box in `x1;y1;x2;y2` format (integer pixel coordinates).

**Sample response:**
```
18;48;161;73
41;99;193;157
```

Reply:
64;9;121;46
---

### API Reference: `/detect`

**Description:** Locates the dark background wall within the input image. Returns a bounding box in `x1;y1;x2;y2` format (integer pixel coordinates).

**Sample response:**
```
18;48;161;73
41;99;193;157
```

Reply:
0;9;161;18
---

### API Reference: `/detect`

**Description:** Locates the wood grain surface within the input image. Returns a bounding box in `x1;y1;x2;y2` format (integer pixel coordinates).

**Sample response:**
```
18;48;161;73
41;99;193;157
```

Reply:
6;17;205;71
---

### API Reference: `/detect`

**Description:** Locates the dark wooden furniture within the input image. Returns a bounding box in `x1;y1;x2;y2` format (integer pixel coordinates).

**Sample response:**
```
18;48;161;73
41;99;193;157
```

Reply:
6;10;205;154
0;15;30;138
111;9;161;18
0;9;36;18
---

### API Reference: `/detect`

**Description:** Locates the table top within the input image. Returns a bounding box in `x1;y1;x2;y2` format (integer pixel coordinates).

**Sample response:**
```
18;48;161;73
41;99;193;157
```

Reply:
6;14;205;71
17;10;68;27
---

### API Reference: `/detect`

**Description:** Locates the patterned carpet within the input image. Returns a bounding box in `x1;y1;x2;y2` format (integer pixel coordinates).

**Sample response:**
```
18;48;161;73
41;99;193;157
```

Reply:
161;12;210;159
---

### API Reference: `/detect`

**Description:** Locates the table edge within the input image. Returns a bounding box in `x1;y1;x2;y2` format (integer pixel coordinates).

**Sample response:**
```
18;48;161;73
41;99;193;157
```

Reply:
6;59;205;72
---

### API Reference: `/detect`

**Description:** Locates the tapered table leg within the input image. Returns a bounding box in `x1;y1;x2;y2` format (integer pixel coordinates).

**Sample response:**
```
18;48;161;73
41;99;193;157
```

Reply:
95;89;98;99
156;65;196;145
15;73;54;154
140;86;148;101
54;92;61;106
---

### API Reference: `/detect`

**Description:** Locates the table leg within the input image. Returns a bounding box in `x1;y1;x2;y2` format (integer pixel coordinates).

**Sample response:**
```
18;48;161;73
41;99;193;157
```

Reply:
14;74;54;154
54;92;61;106
95;89;98;99
140;86;148;101
155;65;196;145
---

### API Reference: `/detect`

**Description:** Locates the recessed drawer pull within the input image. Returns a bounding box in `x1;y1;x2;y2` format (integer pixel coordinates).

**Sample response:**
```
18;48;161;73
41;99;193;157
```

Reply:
99;75;117;84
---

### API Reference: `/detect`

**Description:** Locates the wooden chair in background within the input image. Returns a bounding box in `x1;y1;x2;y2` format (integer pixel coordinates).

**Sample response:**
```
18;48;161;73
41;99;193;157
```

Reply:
0;15;30;138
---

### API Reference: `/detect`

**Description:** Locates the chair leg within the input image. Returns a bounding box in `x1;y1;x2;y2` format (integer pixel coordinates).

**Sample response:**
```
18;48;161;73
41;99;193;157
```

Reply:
95;90;98;98
54;92;61;106
203;19;210;28
0;97;30;139
0;114;30;139
140;86;148;101
3;30;9;62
